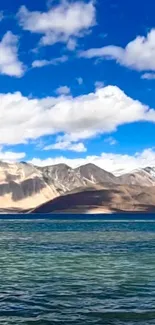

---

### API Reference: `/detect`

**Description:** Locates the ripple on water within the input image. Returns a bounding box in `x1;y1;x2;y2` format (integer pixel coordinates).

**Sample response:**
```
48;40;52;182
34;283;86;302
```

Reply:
0;219;154;324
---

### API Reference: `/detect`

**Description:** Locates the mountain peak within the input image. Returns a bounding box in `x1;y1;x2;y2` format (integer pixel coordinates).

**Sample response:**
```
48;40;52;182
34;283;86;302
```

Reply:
44;163;71;170
75;162;117;184
76;163;108;173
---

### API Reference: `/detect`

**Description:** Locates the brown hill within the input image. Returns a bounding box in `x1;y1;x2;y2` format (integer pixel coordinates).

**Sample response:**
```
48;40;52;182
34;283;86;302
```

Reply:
32;184;155;214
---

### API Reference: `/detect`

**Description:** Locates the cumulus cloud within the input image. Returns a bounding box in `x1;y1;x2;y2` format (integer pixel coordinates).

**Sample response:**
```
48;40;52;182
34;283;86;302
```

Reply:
44;140;86;152
32;55;68;68
80;29;155;72
17;1;96;46
55;86;70;95
0;147;25;162
0;31;25;77
29;148;155;175
141;73;155;80
0;85;155;146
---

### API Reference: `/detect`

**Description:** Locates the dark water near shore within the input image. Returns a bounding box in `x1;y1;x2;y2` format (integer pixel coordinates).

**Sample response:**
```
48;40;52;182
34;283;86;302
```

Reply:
0;217;155;324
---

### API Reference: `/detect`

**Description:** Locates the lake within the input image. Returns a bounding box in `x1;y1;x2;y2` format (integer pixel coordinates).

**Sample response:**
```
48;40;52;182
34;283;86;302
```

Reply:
0;216;155;324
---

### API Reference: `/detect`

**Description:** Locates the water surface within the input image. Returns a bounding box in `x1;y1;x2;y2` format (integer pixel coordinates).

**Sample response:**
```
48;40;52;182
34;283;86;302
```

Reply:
0;217;155;324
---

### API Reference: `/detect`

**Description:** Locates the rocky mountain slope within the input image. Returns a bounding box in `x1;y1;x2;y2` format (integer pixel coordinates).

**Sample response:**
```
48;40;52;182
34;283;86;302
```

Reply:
75;163;118;185
0;161;58;210
37;163;88;194
0;161;155;212
118;167;155;187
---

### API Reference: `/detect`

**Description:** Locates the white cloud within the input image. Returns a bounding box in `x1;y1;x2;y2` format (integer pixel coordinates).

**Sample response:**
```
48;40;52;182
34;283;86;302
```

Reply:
76;77;83;85
55;86;70;95
29;148;155;175
44;140;86;152
95;81;104;89
0;147;25;162
80;29;155;72
17;1;96;46
67;38;77;51
32;55;68;68
104;137;117;145
56;131;97;143
0;31;25;77
0;85;155;146
141;73;155;80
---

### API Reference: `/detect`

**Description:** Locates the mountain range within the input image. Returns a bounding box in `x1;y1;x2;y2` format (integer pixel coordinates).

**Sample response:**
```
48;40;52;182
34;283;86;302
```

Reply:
0;161;155;213
0;162;155;213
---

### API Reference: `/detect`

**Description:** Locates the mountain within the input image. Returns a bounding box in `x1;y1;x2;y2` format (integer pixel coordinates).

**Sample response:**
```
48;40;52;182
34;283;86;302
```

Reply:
32;183;155;214
0;161;155;212
32;165;155;214
37;163;88;194
118;167;155;187
0;161;59;210
75;163;118;184
37;163;118;194
0;161;118;211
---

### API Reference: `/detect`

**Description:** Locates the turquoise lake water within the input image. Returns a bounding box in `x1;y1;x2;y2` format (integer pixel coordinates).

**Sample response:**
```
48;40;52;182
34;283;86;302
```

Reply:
0;217;155;324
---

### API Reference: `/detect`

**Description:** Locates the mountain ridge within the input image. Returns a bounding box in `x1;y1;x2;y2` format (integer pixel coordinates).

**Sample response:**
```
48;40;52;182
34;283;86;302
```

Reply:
0;160;154;212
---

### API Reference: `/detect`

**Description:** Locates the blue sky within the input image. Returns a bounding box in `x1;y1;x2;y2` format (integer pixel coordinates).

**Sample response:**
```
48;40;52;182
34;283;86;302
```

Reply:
0;0;155;173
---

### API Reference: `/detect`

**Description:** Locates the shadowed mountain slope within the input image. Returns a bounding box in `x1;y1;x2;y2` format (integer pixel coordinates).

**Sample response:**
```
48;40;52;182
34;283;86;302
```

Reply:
32;184;155;214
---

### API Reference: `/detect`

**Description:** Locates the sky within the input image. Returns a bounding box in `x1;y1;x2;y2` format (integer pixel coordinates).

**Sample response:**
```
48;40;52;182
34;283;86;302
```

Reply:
1;0;155;174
